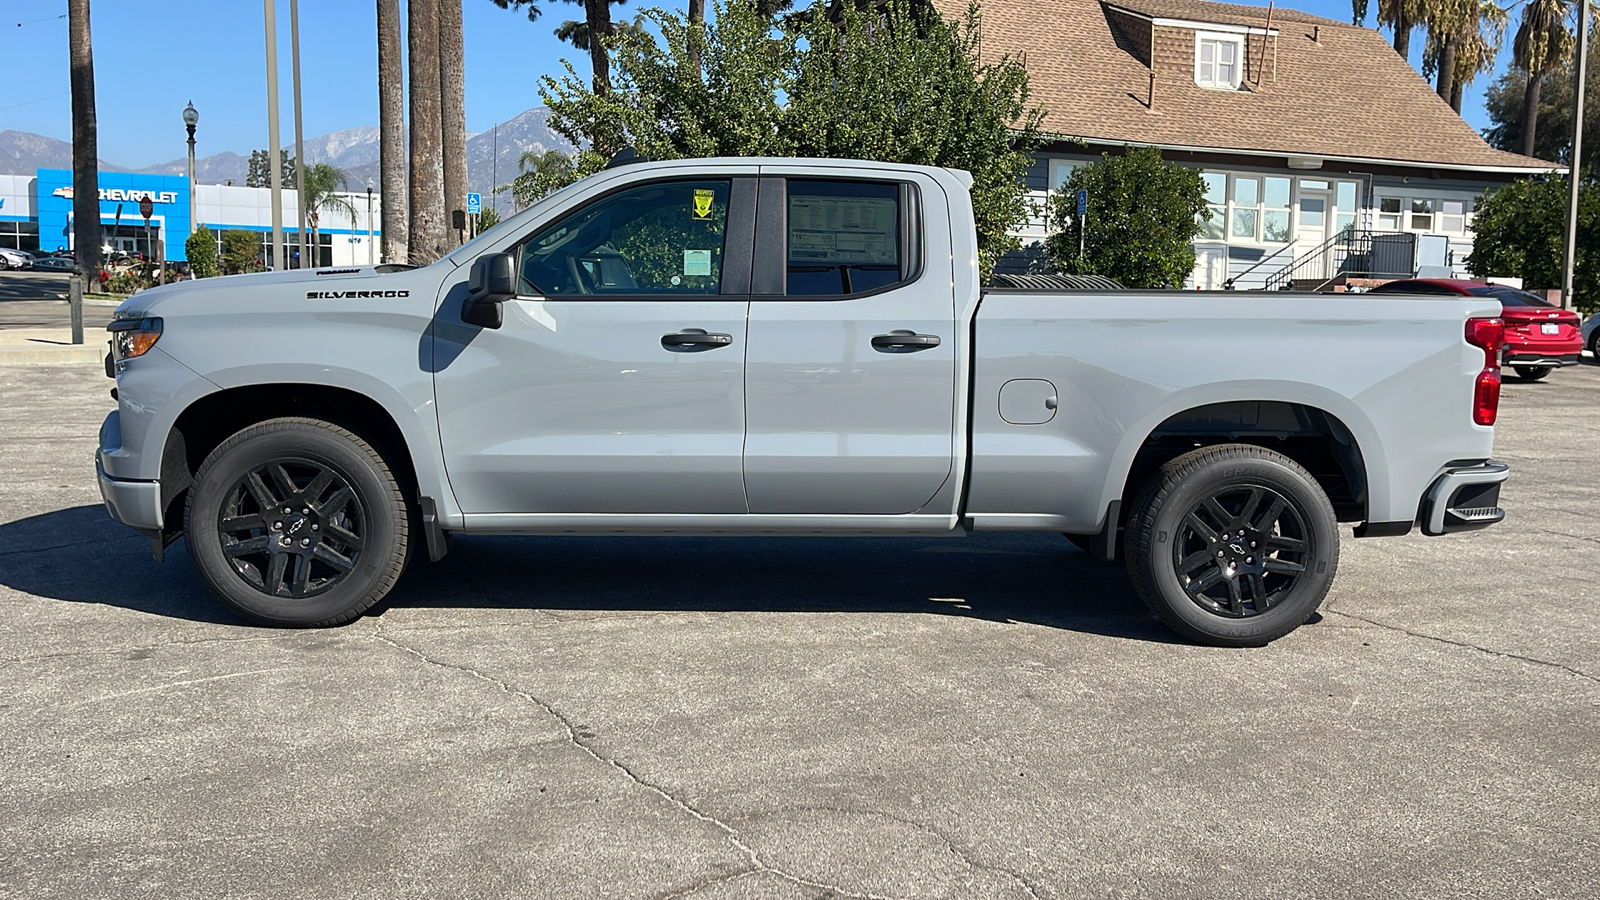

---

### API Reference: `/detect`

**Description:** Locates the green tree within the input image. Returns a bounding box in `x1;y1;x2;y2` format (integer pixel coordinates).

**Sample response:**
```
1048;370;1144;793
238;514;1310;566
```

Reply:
1512;0;1574;157
1467;174;1598;312
299;162;358;268
477;206;501;231
1485;61;1599;169
500;148;578;208
1045;147;1210;289
541;0;1043;278
185;227;218;278
1423;0;1508;113
246;149;297;188
221;229;261;275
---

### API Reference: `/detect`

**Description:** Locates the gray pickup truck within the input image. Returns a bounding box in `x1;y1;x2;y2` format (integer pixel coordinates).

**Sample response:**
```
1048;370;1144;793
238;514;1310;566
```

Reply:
97;157;1509;645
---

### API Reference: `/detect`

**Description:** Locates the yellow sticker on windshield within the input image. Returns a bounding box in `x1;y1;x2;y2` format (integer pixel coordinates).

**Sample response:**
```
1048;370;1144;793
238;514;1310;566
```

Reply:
692;189;714;220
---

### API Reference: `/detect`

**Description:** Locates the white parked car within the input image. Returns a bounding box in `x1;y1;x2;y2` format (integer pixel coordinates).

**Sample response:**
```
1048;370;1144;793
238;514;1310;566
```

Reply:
0;247;34;270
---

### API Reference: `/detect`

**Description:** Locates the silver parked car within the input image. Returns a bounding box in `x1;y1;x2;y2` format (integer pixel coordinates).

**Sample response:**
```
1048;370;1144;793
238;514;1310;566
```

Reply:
0;247;34;270
1582;311;1600;358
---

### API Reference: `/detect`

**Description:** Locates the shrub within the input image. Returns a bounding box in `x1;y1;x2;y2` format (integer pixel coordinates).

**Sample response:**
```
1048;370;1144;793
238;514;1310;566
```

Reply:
221;230;262;275
186;227;219;278
1045;147;1210;289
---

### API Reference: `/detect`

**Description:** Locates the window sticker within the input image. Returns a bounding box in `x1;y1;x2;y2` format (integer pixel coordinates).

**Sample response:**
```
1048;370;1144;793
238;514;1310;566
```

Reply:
683;249;712;276
692;189;715;220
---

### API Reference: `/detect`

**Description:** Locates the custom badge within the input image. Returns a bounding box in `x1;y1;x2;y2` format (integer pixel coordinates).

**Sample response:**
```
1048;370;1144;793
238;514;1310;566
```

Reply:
692;189;714;220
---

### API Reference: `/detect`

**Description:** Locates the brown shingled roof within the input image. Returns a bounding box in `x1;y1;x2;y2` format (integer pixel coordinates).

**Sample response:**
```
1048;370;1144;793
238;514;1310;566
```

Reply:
942;0;1553;172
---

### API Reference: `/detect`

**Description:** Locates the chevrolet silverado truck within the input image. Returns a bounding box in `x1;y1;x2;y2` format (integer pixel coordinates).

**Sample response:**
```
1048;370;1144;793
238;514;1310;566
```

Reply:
97;156;1510;645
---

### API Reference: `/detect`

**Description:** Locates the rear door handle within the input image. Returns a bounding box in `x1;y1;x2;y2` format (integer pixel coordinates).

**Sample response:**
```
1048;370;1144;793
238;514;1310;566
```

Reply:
871;330;941;353
661;328;734;352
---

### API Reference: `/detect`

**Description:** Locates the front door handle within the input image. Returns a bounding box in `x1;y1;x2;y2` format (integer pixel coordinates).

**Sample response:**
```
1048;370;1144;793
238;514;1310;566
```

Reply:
871;330;941;353
662;328;734;352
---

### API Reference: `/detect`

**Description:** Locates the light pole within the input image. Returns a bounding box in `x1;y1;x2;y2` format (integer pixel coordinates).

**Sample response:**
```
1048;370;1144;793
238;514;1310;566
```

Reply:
183;101;198;248
1560;0;1590;311
366;177;375;266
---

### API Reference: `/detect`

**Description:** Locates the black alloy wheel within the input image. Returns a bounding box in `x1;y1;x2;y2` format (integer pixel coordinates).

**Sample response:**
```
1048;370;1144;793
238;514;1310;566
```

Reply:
186;417;410;627
1171;485;1309;618
1124;444;1338;646
217;458;366;598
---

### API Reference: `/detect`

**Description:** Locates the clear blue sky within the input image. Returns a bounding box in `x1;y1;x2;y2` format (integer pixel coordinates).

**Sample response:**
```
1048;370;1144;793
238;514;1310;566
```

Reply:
0;0;1516;169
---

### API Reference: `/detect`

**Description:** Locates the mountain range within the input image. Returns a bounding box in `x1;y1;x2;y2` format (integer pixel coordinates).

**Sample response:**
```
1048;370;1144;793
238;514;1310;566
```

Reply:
0;107;575;216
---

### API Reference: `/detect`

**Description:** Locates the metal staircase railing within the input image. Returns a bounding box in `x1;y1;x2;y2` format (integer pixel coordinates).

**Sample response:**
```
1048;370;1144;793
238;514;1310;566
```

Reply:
1223;240;1296;290
1263;229;1418;291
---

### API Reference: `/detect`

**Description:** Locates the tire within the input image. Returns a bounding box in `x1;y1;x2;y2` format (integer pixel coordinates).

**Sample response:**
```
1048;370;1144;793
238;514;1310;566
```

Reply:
0;256;10;271
185;417;410;626
1123;444;1338;647
1513;365;1551;381
1589;331;1600;359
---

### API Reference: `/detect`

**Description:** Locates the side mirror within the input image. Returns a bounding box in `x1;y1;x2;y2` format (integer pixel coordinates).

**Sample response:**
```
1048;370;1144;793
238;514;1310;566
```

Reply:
463;252;516;329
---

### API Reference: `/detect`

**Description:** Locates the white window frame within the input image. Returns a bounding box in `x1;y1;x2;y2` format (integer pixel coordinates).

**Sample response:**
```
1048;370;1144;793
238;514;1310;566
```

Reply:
1195;32;1245;90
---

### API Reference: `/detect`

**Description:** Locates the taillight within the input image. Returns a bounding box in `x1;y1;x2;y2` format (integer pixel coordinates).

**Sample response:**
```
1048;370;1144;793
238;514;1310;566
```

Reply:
1473;369;1501;426
1465;316;1503;426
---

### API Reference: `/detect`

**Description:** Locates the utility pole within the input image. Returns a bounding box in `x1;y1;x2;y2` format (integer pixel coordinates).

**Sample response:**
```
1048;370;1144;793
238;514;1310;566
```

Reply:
1560;0;1591;312
264;0;284;271
291;0;307;268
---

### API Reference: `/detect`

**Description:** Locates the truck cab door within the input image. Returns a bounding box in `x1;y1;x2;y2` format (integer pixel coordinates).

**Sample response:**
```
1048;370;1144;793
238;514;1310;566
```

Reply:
433;175;756;515
741;172;957;514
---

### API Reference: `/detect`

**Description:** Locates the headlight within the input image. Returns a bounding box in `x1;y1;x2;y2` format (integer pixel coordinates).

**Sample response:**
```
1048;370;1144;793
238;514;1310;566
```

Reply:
107;317;163;368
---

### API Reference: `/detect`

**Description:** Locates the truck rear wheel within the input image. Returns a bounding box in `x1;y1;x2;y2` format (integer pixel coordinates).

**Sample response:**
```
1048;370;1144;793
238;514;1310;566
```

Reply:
184;418;410;627
1123;444;1338;646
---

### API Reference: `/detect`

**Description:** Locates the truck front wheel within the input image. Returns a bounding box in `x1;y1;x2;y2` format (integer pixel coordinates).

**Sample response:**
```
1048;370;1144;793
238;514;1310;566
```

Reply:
1123;444;1338;646
184;418;410;626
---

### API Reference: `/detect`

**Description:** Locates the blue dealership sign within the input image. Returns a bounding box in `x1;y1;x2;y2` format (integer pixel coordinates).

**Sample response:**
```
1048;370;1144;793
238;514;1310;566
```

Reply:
35;169;192;261
466;192;481;215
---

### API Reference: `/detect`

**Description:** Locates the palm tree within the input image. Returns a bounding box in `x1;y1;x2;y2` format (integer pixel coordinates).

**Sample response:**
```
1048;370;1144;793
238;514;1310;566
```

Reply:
440;0;469;249
300;163;358;267
377;0;407;263
1359;0;1431;59
408;0;446;263
1429;0;1508;112
68;0;100;276
502;149;575;209
1513;0;1574;156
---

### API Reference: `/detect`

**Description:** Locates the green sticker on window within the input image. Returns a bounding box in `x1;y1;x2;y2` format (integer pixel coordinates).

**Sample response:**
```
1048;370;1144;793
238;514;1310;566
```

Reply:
683;249;712;277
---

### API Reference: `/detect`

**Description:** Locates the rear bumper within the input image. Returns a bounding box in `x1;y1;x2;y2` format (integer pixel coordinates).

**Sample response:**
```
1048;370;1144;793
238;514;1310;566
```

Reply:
1420;460;1508;536
1504;351;1581;368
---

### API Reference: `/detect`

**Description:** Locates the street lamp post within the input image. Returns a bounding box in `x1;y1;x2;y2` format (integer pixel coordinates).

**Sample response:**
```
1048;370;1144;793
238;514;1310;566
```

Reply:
366;177;375;266
183;101;199;261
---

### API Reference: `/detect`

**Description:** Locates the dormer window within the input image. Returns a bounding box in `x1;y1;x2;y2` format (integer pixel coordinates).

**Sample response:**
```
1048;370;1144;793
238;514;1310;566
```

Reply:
1195;32;1244;90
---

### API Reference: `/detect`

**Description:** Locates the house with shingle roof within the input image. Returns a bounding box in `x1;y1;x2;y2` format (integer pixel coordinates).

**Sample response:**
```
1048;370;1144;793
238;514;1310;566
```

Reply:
943;0;1559;286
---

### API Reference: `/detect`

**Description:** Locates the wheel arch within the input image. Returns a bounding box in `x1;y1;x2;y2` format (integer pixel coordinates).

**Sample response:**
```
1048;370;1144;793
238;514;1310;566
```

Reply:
1110;396;1378;528
163;382;432;533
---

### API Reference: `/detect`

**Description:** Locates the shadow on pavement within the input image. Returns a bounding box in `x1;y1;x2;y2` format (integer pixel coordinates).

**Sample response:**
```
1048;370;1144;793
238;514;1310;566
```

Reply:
0;505;1178;643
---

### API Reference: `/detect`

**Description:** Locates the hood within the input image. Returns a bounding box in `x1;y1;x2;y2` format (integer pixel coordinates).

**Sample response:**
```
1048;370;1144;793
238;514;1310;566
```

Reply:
114;263;448;319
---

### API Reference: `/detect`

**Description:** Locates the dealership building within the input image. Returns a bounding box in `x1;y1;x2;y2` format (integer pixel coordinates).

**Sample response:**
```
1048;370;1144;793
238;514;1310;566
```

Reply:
0;168;384;268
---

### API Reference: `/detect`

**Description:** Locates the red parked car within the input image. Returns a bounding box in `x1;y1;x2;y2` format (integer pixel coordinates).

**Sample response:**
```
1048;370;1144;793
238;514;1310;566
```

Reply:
1369;279;1583;380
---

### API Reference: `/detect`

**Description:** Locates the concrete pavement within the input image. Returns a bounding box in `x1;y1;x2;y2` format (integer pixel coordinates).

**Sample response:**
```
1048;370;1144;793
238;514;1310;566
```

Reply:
0;360;1595;899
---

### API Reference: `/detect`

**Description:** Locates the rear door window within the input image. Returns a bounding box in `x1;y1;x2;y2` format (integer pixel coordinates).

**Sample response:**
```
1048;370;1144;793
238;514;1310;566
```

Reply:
785;180;913;296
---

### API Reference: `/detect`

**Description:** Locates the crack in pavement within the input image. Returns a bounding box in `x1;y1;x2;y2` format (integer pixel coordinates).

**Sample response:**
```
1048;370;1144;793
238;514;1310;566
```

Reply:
652;867;763;900
1528;528;1600;548
0;533;142;557
774;805;1043;900
1325;608;1599;684
0;633;308;665
369;625;913;900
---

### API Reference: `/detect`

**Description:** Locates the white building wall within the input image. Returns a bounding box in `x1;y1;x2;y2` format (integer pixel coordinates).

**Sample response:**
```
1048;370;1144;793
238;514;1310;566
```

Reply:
195;184;384;267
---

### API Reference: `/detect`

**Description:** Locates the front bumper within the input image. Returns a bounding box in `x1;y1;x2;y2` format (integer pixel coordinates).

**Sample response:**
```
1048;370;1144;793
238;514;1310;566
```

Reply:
1420;460;1508;536
97;456;163;532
